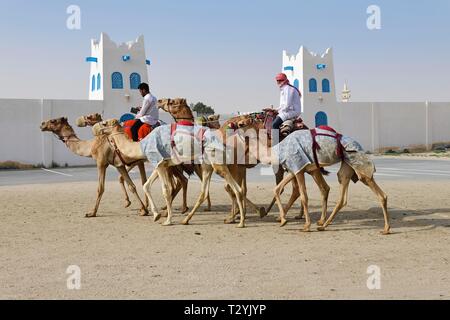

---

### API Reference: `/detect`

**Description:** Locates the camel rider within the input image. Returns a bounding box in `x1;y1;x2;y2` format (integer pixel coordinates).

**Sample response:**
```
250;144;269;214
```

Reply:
273;73;302;131
131;83;159;141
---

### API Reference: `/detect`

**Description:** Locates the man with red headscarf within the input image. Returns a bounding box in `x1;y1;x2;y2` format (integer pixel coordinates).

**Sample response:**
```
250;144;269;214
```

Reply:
273;73;302;130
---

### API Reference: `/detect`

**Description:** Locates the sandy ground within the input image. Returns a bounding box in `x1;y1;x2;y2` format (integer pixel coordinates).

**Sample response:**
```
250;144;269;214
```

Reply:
0;178;449;300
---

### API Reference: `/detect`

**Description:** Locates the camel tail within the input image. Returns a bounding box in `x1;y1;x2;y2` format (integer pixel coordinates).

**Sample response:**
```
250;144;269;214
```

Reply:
320;167;330;176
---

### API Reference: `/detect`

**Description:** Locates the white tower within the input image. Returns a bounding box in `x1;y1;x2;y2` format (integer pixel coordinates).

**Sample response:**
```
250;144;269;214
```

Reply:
86;33;151;118
341;81;351;102
282;47;339;129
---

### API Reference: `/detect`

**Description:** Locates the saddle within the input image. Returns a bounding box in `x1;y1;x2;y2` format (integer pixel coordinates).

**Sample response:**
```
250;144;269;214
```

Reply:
170;121;207;153
263;109;308;142
122;120;162;141
310;126;345;170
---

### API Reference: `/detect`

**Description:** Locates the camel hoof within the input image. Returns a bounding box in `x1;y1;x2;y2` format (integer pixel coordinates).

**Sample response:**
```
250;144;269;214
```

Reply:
224;218;236;224
153;213;161;222
258;207;267;218
85;213;96;218
381;229;391;235
162;220;172;226
124;200;131;208
317;220;325;227
237;222;245;228
302;225;311;232
181;218;190;225
280;218;288;227
276;216;281;223
161;206;167;211
139;209;149;217
180;207;189;214
317;226;326;232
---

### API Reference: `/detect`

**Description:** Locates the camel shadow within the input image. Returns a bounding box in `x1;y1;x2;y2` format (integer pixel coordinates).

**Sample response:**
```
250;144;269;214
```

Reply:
300;207;450;233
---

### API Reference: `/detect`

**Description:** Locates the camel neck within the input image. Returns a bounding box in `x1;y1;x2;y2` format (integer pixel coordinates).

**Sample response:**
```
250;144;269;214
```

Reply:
110;131;147;161
57;126;93;158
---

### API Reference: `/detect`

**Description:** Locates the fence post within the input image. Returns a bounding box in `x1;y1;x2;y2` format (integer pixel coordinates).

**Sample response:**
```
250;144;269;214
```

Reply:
41;99;53;168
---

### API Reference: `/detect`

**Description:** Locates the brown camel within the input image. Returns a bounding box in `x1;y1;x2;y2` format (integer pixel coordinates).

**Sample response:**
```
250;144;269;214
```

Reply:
242;120;391;235
76;113;191;214
93;117;247;227
157;99;266;223
40;117;149;217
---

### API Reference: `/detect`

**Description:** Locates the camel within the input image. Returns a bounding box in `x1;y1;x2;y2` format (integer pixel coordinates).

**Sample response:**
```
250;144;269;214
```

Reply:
76;113;192;214
243;121;391;235
40;117;148;217
157;99;266;223
93;116;247;227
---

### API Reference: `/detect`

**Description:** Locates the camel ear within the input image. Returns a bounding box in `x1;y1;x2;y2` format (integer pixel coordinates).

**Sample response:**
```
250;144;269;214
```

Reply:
63;117;68;122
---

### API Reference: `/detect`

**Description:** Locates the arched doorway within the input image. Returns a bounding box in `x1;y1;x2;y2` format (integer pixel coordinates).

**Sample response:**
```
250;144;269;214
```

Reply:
315;111;328;127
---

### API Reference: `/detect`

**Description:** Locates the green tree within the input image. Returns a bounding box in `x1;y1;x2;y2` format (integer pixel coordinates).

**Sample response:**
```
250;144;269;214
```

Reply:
191;102;215;115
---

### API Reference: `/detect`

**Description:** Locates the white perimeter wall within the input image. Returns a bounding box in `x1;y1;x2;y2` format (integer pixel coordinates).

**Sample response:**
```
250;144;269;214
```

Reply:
1;98;449;167
338;102;450;152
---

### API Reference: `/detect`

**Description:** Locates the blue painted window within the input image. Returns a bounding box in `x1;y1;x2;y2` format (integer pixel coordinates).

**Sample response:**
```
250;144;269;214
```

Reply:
86;57;98;63
284;66;294;72
293;79;299;89
130;73;141;90
91;75;96;92
146;59;151;65
97;74;101;90
316;64;326;70
322;79;330;93
315;112;328;127
111;72;123;89
309;78;318;92
122;55;131;62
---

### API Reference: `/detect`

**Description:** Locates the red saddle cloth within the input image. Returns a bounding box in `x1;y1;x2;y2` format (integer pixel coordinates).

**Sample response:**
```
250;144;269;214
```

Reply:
123;120;152;141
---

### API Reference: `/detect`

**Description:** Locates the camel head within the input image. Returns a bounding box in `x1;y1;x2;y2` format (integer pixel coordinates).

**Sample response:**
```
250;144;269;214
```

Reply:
92;119;121;136
40;117;70;133
76;113;103;127
158;98;193;121
207;114;221;129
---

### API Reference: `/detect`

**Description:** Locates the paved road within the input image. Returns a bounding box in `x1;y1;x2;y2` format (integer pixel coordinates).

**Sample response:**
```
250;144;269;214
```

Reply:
1;158;450;187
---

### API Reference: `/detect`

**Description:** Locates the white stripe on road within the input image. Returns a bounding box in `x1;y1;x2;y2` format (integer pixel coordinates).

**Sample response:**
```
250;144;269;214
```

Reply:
41;168;73;177
380;167;450;174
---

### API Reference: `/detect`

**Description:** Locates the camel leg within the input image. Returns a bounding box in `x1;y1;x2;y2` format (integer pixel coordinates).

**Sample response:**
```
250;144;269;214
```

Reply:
118;172;131;208
205;194;212;212
217;165;246;228
240;169;266;218
361;177;391;235
116;166;148;216
182;165;214;225
193;164;212;212
143;170;161;222
136;162;149;209
156;166;175;226
173;168;189;214
224;184;238;224
274;173;296;227
295;171;311;232
265;167;285;215
86;163;108;218
274;178;302;222
318;163;352;232
309;169;330;226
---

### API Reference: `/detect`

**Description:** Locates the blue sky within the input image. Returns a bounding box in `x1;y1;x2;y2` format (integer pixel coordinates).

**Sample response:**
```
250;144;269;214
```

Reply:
0;0;449;113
